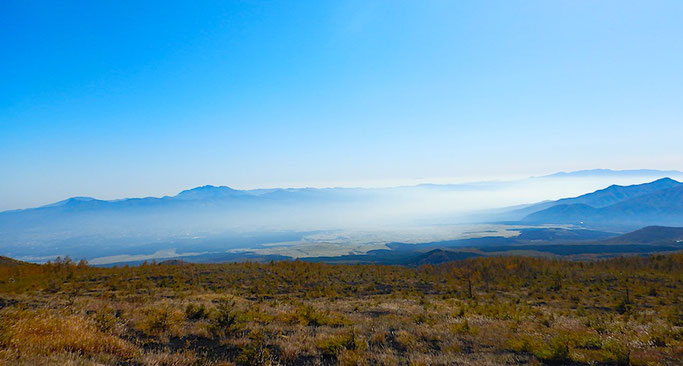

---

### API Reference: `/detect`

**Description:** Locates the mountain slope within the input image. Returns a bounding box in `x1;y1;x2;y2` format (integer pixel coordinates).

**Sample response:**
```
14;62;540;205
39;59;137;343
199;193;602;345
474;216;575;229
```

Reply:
523;203;598;224
508;178;681;219
0;256;29;266
524;185;683;228
556;178;681;208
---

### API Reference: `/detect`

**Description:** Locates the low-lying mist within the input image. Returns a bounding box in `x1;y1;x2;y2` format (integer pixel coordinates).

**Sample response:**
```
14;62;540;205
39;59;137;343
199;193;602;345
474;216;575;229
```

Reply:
1;173;680;263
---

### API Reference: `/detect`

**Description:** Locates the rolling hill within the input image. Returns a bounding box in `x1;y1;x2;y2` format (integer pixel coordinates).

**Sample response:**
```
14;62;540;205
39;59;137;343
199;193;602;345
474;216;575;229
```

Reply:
599;225;683;244
0;256;28;266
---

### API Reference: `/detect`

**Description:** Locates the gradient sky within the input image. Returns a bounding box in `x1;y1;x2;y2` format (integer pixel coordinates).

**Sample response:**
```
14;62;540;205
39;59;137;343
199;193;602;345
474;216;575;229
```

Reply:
2;1;683;210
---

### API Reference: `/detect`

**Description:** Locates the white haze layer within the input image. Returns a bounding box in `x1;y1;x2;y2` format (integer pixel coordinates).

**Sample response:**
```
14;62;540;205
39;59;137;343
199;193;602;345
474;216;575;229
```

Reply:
2;173;681;263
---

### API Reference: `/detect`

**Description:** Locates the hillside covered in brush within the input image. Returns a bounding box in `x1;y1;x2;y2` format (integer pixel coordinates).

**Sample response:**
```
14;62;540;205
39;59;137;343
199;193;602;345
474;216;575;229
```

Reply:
0;254;681;365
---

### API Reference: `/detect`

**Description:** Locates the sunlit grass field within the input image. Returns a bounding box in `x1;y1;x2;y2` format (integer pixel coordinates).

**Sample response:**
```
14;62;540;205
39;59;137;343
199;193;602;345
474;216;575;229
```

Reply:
0;254;681;365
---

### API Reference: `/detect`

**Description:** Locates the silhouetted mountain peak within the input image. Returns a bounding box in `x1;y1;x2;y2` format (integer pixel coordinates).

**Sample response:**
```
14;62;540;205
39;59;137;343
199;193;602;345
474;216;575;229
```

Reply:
175;185;244;200
40;196;100;208
650;177;679;185
603;177;678;189
590;177;678;192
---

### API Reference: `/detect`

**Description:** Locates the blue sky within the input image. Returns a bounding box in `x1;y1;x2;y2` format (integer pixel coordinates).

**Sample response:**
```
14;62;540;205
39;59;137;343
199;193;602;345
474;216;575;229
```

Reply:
1;1;682;210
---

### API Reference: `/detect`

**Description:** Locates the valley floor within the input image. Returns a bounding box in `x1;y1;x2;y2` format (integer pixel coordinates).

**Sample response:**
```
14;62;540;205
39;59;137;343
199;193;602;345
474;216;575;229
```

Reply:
0;254;681;365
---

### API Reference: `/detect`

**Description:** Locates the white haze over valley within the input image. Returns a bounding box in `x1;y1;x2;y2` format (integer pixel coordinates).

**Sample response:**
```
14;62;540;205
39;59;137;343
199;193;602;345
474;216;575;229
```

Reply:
1;170;681;264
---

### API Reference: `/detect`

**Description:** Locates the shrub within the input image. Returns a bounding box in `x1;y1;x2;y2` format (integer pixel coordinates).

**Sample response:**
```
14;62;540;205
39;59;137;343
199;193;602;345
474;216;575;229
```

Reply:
338;349;365;366
185;303;208;321
136;305;184;337
393;330;419;352
615;299;631;315
369;330;388;348
316;332;356;356
289;305;347;327
93;309;118;333
506;334;534;353
210;301;239;336
603;340;630;365
647;325;671;347
236;329;272;366
450;319;473;335
573;334;602;350
533;336;570;363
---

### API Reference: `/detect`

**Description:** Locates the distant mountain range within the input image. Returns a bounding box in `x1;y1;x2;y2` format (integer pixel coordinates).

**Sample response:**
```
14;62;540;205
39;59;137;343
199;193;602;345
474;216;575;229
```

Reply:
1;169;682;262
521;178;683;229
540;169;683;178
533;177;680;208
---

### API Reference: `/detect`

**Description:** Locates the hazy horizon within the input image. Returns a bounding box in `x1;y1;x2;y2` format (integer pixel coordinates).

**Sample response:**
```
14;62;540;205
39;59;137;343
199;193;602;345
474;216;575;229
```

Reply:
2;169;682;212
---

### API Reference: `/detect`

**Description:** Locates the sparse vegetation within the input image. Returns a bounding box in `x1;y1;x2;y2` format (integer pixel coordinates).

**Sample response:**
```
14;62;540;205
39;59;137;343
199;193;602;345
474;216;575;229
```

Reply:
0;254;681;365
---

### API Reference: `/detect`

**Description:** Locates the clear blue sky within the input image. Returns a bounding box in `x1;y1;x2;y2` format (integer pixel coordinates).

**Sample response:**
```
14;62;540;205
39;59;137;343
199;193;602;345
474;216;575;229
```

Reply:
2;1;682;210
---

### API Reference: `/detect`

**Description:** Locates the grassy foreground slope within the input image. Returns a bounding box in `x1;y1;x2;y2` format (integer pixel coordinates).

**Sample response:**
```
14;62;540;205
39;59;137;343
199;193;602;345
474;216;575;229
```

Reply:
0;254;681;365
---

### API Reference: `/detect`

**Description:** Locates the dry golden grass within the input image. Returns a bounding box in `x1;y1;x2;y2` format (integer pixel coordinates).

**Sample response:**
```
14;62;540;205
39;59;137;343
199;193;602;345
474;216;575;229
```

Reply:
0;309;137;361
0;254;681;365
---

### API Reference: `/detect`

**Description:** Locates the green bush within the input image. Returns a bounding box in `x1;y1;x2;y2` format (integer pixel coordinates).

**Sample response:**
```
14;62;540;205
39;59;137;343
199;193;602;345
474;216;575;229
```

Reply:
236;329;272;365
317;332;355;356
136;305;183;337
210;301;239;336
603;340;630;365
573;334;602;350
184;303;208;321
294;305;347;327
533;336;569;363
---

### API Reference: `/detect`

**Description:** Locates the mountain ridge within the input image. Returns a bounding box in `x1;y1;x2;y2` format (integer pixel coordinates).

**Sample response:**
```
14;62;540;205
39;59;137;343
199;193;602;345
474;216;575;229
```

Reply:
5;169;683;214
524;184;683;228
506;177;681;221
